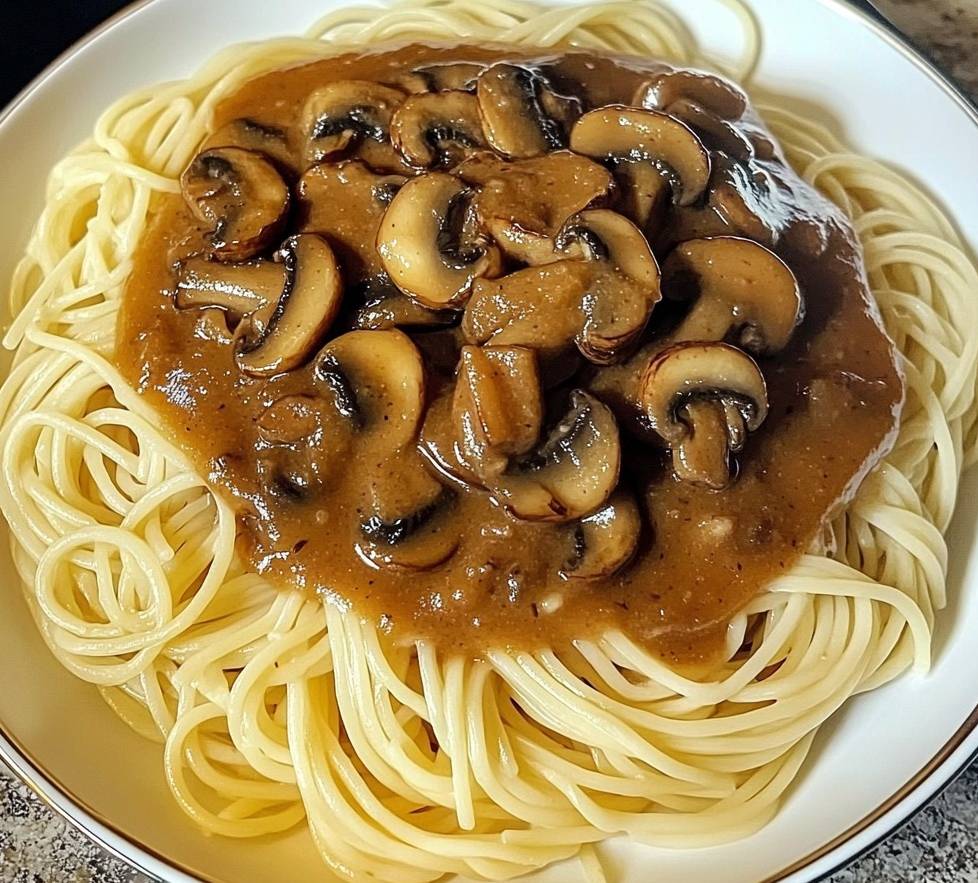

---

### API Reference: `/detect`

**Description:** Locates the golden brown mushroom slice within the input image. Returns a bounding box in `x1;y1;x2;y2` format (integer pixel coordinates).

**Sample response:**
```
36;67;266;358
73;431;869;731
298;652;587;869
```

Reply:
236;234;344;377
634;69;748;121
664;98;755;162
560;490;641;580
174;256;286;317
201;118;296;171
570;106;711;207
456;151;613;265
663;236;803;355
500;390;622;521
349;274;457;331
476;63;581;158
181;147;290;262
558;209;661;364
358;459;459;572
641;341;768;489
313;328;425;449
301;80;407;168
390;91;487;168
394;61;486;94
452;345;544;480
462;260;593;355
376;172;501;309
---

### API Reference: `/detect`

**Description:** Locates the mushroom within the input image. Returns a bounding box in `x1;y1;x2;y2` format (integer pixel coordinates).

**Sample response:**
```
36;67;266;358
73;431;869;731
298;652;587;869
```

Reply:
608;158;671;232
359;464;458;571
174;255;286;318
376;172;501;308
634;69;748;121
180;147;290;261
452;345;544;480
313;328;425;448
560;490;641;580
501;390;621;521
235;234;343;377
348;274;457;330
663;236;802;355
390;91;487;168
476;63;581;158
462;260;593;356
570;106;711;207
664;97;754;162
394;61;486;94
709;165;778;246
301;80;406;168
557;209;661;363
456;151;613;265
640;341;768;489
201;117;296;171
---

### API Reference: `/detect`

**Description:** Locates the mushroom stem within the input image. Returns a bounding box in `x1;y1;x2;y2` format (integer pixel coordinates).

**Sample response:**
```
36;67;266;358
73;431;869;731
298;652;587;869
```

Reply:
675;399;733;490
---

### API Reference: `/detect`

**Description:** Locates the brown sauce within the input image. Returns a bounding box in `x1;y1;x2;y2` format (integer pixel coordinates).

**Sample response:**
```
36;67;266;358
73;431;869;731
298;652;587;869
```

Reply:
117;44;903;663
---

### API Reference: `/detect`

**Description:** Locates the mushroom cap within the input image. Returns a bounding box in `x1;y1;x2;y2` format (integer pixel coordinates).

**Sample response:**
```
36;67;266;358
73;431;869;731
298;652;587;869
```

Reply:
457;151;613;265
236;234;344;377
477;62;580;159
503;390;621;522
634;69;748;121
393;61;486;94
314;328;425;449
570;106;711;207
390;90;487;168
376;172;499;309
664;236;802;354
180;146;290;262
640;341;768;445
453;345;543;479
301;80;406;167
665;97;755;162
560;489;641;580
560;209;661;364
201;117;296;172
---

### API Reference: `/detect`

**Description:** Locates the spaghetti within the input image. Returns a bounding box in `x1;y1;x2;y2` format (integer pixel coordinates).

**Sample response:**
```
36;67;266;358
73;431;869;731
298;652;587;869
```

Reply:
1;1;976;880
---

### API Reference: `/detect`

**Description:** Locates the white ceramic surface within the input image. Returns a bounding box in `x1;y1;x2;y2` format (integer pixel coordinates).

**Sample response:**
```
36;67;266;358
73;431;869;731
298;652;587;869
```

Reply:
1;1;977;881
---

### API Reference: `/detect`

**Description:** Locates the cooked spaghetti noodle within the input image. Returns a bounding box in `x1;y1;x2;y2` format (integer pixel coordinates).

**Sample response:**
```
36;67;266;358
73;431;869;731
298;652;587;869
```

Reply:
1;1;976;881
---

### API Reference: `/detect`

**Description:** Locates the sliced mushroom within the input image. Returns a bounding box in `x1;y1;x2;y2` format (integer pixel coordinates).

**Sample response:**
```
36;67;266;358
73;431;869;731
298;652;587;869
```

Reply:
560;490;641;580
359;461;458;571
456;151;613;265
634;70;748;121
298;160;406;279
174;256;286;318
302;80;406;168
181;147;290;261
202;117;295;171
477;63;581;158
665;98;754;162
390;91;487;168
452;345;543;479
394;61;486;94
663;236;802;355
640;341;768;489
570;107;711;207
609;158;671;232
558;209;661;364
376;172;501;308
462;260;592;355
349;274;457;330
236;234;343;376
709;165;777;245
313;329;425;448
502;390;621;521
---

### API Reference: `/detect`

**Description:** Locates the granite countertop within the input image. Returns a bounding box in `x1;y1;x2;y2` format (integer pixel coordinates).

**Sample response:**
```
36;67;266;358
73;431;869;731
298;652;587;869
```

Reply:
2;1;978;881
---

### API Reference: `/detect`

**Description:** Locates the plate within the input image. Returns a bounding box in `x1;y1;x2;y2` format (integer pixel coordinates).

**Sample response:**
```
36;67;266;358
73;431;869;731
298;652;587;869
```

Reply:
1;1;977;881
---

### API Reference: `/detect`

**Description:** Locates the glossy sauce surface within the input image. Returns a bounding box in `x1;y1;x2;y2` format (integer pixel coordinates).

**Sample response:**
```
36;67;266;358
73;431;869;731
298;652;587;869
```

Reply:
117;44;903;662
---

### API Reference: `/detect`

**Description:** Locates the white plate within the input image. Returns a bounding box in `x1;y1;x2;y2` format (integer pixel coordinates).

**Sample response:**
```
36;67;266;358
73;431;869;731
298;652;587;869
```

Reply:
1;1;977;881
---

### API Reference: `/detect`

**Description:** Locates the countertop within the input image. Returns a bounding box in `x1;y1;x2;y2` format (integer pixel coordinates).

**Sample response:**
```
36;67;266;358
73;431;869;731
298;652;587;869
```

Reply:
2;0;978;881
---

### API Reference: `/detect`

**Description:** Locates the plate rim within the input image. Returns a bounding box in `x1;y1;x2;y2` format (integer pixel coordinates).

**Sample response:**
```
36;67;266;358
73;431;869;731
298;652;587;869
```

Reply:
0;2;977;882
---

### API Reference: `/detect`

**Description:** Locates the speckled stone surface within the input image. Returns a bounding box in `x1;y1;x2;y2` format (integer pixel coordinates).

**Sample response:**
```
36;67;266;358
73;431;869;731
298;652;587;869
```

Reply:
2;1;978;881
